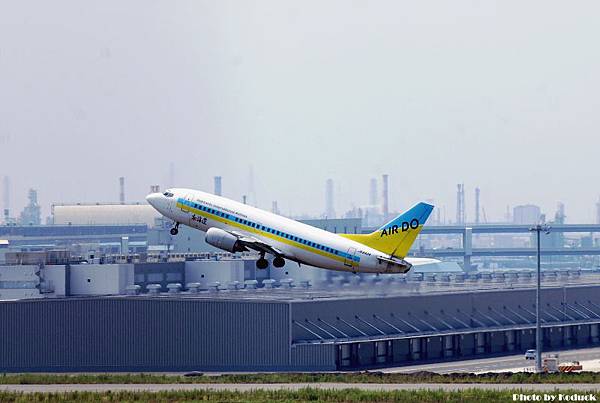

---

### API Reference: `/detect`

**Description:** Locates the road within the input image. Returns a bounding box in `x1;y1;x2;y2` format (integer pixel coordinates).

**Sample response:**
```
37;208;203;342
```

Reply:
1;383;600;393
381;346;600;374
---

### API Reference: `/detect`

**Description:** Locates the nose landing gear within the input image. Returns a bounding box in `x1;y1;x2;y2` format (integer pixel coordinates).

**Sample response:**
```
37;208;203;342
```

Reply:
170;222;180;236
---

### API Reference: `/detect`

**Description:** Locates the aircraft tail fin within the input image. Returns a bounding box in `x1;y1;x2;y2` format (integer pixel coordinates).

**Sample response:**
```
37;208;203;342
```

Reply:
339;202;434;258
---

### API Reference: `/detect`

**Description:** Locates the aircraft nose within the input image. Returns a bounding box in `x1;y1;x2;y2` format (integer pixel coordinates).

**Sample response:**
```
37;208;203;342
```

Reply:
146;193;162;209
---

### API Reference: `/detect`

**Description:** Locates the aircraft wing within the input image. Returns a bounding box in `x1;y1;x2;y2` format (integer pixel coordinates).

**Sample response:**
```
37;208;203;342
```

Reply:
405;257;442;266
229;231;285;257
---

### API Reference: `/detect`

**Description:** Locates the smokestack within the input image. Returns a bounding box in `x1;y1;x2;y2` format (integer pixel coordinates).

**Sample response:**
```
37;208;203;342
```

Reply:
247;166;256;206
214;176;222;196
369;178;378;206
242;195;247;205
556;202;565;224
456;183;465;225
168;162;175;188
475;187;480;225
119;177;125;204
325;179;335;218
382;174;389;221
2;176;8;223
272;201;279;215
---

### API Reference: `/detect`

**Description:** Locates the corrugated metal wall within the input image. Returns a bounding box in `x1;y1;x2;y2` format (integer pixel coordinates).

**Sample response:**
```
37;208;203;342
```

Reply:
0;297;290;372
291;285;600;342
290;343;336;370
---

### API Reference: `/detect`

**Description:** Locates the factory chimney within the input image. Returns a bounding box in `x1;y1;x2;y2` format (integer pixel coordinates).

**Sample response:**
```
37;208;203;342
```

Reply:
168;162;175;188
456;183;465;225
272;201;280;215
382;174;389;221
475;187;480;225
242;195;247;205
555;202;565;224
119;177;125;204
369;178;378;206
214;176;222;196
2;176;8;224
325;179;335;218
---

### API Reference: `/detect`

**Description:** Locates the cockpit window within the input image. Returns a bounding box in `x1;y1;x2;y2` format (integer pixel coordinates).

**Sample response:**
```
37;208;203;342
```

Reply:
163;192;174;198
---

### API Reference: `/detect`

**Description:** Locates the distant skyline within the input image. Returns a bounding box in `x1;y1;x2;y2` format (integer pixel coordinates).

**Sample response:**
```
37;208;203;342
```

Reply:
1;1;599;222
1;172;593;225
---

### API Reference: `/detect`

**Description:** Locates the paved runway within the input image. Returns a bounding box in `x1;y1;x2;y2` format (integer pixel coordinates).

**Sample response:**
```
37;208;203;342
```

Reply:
382;346;600;374
1;383;600;393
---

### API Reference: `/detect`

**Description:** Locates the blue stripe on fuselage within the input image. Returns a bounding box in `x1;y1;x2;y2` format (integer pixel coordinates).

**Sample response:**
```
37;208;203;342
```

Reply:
176;198;360;262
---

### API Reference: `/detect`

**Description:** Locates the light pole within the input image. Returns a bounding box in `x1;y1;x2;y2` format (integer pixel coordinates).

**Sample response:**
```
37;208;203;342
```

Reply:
529;223;551;373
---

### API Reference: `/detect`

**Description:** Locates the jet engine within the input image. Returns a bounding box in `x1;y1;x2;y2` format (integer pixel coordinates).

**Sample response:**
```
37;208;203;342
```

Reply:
205;227;245;253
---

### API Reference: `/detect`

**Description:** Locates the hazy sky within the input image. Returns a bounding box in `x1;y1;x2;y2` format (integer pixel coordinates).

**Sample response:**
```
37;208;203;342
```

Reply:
1;1;599;222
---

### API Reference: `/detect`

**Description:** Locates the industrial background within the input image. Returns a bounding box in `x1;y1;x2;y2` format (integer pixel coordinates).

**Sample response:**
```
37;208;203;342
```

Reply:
2;176;600;372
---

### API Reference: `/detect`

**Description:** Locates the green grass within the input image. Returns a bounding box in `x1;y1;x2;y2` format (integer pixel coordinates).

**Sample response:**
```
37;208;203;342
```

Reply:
0;388;592;403
2;371;600;384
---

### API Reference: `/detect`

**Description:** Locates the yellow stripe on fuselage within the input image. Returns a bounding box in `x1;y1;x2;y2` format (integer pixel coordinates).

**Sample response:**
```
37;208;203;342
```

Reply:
177;201;355;267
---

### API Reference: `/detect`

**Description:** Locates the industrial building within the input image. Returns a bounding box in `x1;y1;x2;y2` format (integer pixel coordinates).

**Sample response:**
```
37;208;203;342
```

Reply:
1;275;600;372
51;203;159;226
2;180;600;372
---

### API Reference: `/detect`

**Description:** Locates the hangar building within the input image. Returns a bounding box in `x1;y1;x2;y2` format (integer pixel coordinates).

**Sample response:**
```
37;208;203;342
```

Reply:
1;283;600;372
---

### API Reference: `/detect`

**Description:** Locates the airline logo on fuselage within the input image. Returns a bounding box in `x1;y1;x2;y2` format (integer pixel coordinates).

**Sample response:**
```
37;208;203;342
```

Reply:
380;219;419;237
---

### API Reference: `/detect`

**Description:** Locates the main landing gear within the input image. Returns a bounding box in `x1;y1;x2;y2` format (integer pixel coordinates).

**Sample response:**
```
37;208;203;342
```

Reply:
170;222;180;236
256;253;269;270
255;254;286;269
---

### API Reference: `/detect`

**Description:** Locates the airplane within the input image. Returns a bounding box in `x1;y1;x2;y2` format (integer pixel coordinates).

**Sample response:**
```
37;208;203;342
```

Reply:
146;188;438;274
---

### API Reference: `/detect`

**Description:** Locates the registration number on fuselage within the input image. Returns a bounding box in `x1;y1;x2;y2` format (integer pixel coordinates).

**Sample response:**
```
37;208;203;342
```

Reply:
191;214;207;225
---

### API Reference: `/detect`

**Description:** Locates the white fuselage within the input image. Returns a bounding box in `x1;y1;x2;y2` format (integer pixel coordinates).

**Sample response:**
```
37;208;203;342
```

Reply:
147;188;428;273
